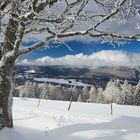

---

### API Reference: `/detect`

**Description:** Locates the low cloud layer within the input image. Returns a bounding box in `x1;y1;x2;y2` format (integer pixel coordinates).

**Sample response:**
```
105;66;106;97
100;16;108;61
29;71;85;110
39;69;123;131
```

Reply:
18;50;140;68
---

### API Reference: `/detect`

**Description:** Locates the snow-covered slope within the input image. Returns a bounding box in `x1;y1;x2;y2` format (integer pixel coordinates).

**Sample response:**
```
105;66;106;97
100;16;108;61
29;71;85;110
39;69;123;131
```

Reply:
0;97;140;140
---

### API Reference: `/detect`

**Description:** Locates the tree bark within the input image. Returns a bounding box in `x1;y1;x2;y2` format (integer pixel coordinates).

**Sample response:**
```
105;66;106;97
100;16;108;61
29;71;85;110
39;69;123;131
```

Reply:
0;75;13;128
0;57;15;129
0;2;19;129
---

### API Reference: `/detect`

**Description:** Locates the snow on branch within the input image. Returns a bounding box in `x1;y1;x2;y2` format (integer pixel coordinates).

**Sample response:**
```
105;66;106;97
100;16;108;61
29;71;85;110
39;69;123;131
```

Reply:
18;29;140;56
0;0;139;59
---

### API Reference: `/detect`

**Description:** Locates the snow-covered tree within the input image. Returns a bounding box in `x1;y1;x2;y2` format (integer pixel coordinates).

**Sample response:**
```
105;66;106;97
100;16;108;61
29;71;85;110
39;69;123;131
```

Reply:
103;80;121;103
62;86;72;101
39;83;50;99
22;81;36;98
32;82;40;98
96;88;105;103
81;86;89;102
96;79;137;105
48;84;64;100
77;94;83;102
71;86;80;101
0;0;139;129
89;85;98;103
118;80;135;105
17;81;41;98
134;81;140;106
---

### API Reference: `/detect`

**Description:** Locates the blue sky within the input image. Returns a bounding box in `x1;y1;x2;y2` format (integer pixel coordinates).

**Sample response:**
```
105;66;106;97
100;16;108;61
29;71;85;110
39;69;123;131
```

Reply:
19;39;140;68
20;39;140;61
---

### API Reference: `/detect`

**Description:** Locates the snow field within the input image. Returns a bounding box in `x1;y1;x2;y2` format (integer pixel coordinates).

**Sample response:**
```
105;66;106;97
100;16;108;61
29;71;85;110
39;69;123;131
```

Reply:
0;97;140;140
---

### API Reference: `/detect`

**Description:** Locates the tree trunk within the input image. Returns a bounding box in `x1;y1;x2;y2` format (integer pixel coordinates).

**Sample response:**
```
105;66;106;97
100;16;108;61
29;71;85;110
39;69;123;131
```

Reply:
0;13;18;130
0;75;13;129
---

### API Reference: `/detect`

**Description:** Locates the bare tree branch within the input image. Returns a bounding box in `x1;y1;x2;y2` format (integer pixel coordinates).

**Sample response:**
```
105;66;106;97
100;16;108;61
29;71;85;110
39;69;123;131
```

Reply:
18;30;140;56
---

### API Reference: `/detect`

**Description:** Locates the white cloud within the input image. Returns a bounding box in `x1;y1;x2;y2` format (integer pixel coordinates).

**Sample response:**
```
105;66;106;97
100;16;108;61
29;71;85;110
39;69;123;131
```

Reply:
18;50;140;68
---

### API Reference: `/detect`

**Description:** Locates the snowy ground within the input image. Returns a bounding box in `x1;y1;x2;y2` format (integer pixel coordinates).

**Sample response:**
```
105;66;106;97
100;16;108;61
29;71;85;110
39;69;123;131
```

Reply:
1;97;140;140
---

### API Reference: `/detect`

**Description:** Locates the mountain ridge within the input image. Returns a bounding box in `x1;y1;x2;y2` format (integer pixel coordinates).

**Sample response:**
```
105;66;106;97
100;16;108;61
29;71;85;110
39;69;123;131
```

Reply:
14;65;140;88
